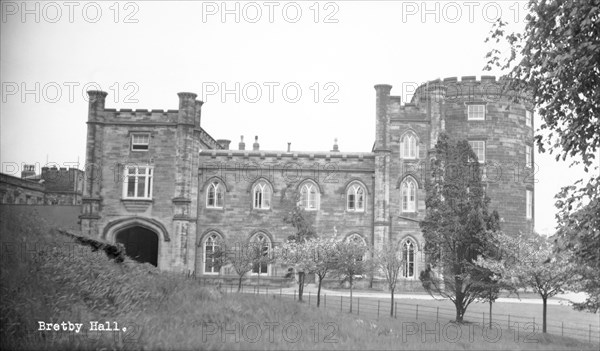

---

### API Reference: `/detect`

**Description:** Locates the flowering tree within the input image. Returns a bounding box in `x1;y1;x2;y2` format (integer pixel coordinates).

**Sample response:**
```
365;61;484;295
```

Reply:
211;239;270;292
373;242;404;317
332;239;370;313
477;231;576;333
281;189;318;300
274;240;314;301
309;237;340;307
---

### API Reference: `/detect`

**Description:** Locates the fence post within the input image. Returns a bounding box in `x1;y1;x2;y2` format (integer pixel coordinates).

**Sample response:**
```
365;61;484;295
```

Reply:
294;290;296;301
508;314;510;330
561;322;563;336
340;295;343;312
436;307;439;322
377;300;380;319
324;294;326;308
309;292;311;305
357;298;360;315
416;304;419;320
395;302;397;319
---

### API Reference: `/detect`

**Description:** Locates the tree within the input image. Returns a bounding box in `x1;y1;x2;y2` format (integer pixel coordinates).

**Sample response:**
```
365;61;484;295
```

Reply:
212;238;268;293
477;231;576;333
309;237;339;307
471;265;516;328
484;0;599;169
281;189;318;300
373;241;404;317
554;177;600;313
275;240;314;301
484;0;600;312
332;239;370;313
420;133;500;323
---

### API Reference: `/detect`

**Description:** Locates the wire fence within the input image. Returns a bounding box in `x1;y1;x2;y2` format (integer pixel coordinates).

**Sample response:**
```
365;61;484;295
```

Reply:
185;276;600;345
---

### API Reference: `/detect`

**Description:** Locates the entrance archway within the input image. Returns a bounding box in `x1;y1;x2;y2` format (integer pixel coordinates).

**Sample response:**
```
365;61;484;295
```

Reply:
116;226;159;266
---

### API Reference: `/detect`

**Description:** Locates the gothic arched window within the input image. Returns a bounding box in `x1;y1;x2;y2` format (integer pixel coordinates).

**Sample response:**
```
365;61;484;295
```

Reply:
402;239;416;278
400;132;418;159
401;177;417;213
206;181;224;208
250;232;271;275
347;183;365;212
203;232;222;274
300;181;320;211
253;181;272;209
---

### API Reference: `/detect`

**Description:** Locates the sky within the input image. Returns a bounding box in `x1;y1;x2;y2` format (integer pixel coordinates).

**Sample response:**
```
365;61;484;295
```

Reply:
1;1;597;235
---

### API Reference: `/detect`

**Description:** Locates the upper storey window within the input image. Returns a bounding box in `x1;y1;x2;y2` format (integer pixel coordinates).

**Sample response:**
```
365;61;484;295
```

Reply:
400;132;418;159
347;183;365;212
401;177;417;213
526;110;533;127
300;181;320;211
123;166;153;199
253;181;272;210
207;181;224;208
131;133;150;151
467;104;486;120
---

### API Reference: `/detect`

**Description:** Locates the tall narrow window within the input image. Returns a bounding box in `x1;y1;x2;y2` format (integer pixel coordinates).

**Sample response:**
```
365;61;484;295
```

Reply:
131;133;150;151
300;182;319;210
347;184;365;212
253;181;272;209
526;189;533;219
402;239;416;278
400;133;418;159
207;181;224;208
525;145;532;168
401;177;417;212
122;166;153;199
251;233;270;275
203;233;221;274
468;141;486;164
526;110;533;127
467;104;486;120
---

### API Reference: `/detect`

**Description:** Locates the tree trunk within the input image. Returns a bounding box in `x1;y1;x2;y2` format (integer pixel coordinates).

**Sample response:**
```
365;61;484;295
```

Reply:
390;287;395;317
489;300;492;329
317;275;323;307
542;296;547;333
238;275;243;292
298;272;305;301
349;276;353;313
454;303;464;323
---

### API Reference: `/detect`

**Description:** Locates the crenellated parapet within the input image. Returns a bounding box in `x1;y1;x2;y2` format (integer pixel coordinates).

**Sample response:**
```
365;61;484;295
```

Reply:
410;75;533;105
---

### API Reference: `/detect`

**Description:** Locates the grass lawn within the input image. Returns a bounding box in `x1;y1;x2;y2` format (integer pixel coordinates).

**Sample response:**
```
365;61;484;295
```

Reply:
1;207;598;350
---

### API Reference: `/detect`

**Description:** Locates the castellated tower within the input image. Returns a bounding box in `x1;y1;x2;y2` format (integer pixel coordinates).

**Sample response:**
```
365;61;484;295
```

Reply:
79;90;222;271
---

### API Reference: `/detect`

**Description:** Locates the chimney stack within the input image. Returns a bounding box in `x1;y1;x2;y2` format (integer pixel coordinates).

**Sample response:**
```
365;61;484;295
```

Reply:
253;136;259;151
287;142;291;152
21;164;36;179
217;139;231;150
331;138;339;152
238;136;245;150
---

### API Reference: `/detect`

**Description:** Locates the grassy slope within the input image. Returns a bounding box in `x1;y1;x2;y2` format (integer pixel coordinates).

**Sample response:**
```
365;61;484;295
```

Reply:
0;206;597;350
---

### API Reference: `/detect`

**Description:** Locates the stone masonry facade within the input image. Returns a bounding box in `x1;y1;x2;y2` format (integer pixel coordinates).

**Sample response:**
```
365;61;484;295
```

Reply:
80;75;534;285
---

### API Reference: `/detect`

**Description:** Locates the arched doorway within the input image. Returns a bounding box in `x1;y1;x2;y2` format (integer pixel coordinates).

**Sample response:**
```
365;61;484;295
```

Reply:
116;226;159;266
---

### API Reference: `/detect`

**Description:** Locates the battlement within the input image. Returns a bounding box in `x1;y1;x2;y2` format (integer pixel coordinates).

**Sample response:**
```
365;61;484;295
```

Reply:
410;75;531;104
200;149;375;161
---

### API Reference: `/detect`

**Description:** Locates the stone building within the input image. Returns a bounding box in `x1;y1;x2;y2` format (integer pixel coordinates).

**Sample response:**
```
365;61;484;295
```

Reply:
80;76;534;285
0;165;84;205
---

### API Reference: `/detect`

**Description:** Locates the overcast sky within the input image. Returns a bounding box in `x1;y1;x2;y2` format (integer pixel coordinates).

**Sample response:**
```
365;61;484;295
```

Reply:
1;1;596;235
